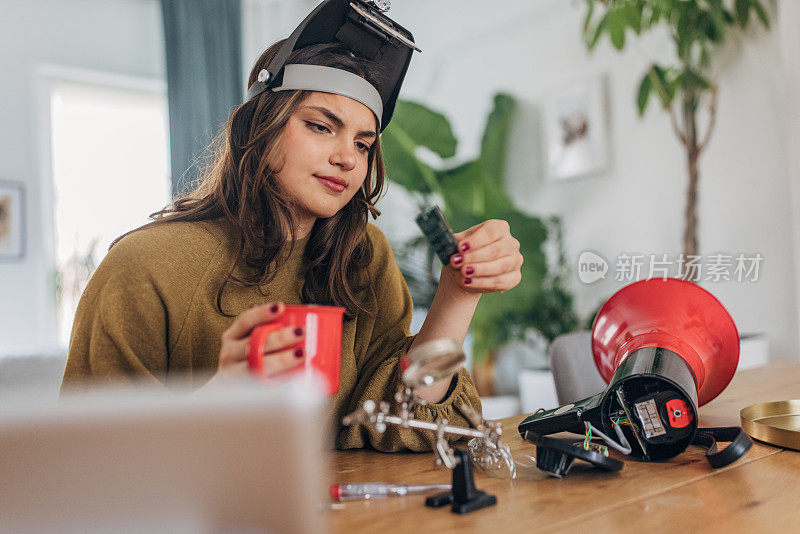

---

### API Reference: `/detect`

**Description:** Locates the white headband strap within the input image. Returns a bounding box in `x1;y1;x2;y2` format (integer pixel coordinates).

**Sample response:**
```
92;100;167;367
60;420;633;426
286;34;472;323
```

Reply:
271;64;383;128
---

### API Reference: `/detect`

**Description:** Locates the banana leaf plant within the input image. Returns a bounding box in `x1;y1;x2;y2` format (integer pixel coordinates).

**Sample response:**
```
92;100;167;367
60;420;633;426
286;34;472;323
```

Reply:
382;94;578;362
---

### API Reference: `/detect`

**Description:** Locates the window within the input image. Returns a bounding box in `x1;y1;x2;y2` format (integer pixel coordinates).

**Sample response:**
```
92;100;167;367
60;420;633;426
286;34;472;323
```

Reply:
49;80;170;347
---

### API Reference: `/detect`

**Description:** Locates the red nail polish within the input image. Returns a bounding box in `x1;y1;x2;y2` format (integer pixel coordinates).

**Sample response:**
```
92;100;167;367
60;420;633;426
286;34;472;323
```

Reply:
452;255;463;266
294;327;304;336
465;266;475;275
460;242;470;252
295;348;304;358
270;304;279;313
464;277;472;285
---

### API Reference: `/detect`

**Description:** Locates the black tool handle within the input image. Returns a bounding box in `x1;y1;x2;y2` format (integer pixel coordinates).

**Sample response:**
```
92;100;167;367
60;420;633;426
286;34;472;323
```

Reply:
415;205;459;265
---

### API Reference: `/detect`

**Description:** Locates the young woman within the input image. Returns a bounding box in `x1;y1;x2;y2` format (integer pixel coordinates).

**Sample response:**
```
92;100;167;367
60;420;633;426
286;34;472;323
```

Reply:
61;39;523;452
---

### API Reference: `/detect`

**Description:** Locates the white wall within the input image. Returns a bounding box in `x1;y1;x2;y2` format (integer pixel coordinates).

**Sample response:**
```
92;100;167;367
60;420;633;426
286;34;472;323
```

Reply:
777;0;800;355
242;0;318;85
0;0;164;354
378;0;799;361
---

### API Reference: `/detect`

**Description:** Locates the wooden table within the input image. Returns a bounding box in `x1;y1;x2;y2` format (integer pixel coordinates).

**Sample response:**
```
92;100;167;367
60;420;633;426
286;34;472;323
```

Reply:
329;362;800;533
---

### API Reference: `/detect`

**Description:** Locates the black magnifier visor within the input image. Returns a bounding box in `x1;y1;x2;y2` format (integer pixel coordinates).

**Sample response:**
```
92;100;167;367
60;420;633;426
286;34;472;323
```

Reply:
245;0;420;131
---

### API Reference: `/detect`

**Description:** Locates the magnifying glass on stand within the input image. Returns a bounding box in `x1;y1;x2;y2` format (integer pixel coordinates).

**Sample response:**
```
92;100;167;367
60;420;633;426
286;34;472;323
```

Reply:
342;339;507;514
400;338;465;387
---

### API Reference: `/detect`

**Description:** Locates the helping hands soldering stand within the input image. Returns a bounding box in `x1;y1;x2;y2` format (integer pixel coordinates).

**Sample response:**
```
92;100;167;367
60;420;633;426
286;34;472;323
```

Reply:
342;339;508;514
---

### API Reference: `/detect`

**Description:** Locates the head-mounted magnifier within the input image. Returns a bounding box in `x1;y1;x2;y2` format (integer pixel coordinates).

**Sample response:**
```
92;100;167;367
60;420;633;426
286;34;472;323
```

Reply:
245;0;420;131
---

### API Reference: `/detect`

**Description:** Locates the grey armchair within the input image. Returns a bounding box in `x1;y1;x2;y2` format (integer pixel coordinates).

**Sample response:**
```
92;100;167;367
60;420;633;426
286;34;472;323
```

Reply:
548;331;606;405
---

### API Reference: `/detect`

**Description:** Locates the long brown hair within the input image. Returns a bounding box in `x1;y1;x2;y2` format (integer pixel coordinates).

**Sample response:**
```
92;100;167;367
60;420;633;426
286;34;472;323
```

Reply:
116;41;388;319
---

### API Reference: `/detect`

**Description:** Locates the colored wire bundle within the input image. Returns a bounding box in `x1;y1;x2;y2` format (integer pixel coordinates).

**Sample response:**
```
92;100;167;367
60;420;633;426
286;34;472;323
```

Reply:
585;420;633;456
580;424;610;457
611;415;640;435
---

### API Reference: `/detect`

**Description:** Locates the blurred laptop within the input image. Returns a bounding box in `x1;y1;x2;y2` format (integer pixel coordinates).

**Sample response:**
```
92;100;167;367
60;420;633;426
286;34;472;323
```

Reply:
0;378;328;534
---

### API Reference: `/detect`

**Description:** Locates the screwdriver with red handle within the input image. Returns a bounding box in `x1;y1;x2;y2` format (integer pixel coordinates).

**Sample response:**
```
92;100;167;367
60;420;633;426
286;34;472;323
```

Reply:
330;482;452;501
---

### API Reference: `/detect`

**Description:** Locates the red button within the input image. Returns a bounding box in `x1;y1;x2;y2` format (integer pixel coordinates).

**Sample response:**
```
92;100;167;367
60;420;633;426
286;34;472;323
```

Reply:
666;399;693;428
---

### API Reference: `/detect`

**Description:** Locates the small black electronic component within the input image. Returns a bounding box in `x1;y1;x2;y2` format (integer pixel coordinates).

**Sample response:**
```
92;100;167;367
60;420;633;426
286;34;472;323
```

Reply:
415;205;459;265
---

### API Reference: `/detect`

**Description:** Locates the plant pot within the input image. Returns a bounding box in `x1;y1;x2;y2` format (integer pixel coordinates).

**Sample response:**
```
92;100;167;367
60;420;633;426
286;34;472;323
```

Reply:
518;368;560;415
472;358;495;397
479;395;521;421
738;333;768;370
490;330;550;396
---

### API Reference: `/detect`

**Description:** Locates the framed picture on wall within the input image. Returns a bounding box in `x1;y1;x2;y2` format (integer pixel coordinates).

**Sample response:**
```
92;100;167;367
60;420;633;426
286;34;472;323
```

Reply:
542;76;610;181
0;181;25;260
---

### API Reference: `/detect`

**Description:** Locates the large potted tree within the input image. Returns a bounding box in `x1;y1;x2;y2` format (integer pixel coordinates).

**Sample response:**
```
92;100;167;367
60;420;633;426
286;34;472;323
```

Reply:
582;0;772;258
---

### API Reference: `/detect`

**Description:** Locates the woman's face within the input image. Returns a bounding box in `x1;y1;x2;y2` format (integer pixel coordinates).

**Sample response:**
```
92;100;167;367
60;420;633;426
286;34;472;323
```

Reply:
274;91;377;232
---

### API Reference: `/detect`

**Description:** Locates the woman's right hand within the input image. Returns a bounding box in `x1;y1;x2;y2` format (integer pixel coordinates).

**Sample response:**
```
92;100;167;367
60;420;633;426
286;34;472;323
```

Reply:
212;302;306;381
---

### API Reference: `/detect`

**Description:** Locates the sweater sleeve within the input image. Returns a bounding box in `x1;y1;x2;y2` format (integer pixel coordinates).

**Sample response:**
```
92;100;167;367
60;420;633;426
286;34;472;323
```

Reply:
61;222;224;393
335;226;483;452
61;235;175;391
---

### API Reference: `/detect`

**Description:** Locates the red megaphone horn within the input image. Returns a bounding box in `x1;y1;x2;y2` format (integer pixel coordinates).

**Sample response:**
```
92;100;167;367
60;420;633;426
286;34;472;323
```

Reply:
592;278;739;406
520;278;740;462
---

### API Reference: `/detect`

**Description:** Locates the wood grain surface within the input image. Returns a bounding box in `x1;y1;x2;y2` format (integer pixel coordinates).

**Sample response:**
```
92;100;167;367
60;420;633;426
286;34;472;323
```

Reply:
329;362;800;533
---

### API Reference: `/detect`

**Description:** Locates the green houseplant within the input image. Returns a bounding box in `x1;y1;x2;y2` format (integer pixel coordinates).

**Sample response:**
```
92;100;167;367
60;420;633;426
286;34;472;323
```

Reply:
381;94;579;384
582;0;772;258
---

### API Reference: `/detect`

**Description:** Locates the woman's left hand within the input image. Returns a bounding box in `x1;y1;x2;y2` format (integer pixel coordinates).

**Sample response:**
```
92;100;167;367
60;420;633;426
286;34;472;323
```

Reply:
445;219;523;295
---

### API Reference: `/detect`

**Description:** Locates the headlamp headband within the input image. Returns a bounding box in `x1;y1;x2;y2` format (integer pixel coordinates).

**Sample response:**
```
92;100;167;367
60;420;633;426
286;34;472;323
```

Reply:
271;64;384;128
244;0;420;131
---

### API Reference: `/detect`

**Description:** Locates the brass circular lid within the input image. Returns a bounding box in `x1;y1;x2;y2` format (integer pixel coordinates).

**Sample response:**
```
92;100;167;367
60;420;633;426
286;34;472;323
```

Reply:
740;400;800;451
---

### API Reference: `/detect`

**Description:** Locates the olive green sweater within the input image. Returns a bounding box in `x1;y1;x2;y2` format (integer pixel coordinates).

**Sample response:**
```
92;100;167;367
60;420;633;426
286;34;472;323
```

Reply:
61;218;482;451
